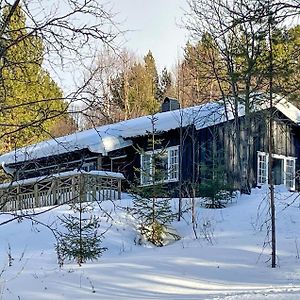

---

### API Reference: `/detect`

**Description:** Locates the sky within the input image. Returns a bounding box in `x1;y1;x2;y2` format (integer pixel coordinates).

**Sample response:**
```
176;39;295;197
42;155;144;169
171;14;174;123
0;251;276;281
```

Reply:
46;0;191;95
110;0;190;72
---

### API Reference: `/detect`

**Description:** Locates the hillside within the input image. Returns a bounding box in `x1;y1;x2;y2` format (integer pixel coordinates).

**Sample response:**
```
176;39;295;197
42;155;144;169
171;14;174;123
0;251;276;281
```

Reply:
0;187;300;299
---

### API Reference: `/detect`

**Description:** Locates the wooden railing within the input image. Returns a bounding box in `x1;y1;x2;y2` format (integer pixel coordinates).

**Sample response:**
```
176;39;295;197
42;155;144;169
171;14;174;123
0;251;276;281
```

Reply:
0;170;124;212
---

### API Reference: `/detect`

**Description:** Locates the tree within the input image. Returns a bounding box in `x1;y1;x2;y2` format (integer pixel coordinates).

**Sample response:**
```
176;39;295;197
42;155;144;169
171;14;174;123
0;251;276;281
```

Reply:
49;115;78;138
198;144;232;209
0;5;67;152
0;0;121;243
184;0;285;194
267;25;300;104
81;48;166;128
56;194;107;266
156;67;174;102
0;0;119;150
125;51;160;116
130;115;178;246
144;50;159;102
185;0;299;268
176;36;224;107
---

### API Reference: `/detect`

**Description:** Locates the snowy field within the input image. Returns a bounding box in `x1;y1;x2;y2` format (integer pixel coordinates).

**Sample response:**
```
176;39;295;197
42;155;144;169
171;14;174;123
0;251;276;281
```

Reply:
1;187;300;299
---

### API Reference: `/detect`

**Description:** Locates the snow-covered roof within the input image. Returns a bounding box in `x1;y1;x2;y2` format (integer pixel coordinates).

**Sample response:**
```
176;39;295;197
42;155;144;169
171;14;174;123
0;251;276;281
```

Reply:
0;169;125;189
0;94;299;165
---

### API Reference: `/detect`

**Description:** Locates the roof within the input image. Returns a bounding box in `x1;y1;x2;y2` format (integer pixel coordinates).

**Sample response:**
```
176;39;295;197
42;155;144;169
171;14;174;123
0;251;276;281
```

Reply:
1;94;299;165
0;170;125;189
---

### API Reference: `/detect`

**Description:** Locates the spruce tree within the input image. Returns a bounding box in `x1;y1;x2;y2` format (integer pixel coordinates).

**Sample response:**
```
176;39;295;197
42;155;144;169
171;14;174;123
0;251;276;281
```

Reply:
131;115;178;246
56;180;107;266
199;144;233;208
157;67;173;101
56;213;107;266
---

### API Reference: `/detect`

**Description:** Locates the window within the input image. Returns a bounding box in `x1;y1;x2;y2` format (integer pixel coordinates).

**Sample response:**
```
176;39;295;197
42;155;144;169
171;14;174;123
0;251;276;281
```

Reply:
140;146;179;185
141;153;151;185
168;147;179;180
82;161;96;172
257;151;296;190
285;159;296;190
257;152;268;185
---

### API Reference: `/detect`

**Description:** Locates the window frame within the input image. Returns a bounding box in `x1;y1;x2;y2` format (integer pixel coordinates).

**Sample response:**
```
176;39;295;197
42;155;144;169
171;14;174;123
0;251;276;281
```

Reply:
140;145;179;186
257;151;269;186
257;151;296;191
81;161;97;172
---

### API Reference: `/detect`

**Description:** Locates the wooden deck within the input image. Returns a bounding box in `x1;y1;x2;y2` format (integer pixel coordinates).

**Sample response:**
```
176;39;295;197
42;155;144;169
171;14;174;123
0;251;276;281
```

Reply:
0;170;124;212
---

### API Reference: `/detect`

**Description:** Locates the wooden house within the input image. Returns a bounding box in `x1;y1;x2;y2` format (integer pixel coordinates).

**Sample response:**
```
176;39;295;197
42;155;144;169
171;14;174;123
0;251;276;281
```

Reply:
0;94;299;209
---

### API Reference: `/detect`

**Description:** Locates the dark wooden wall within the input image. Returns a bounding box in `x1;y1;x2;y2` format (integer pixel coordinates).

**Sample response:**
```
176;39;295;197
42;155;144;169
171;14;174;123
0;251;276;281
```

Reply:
8;108;300;193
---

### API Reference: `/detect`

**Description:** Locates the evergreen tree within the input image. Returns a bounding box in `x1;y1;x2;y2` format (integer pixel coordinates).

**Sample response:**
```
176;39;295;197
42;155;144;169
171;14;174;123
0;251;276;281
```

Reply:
56;189;107;266
0;5;67;152
157;67;173;101
265;25;300;104
144;50;159;101
130;115;178;246
109;51;161;118
198;147;233;208
177;35;224;107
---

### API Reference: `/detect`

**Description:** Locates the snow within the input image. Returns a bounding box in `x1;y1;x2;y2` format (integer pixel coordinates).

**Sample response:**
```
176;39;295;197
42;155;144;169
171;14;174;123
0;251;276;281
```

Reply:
1;94;299;166
275;100;300;124
0;127;132;166
0;170;124;189
0;187;300;299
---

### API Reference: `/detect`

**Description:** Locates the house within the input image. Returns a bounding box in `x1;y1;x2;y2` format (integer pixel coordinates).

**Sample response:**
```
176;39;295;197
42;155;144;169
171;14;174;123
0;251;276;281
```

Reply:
0;94;299;210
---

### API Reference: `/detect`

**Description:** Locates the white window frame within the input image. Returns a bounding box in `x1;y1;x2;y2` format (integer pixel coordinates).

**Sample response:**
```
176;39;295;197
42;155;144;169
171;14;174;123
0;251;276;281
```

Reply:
257;151;296;191
168;146;179;181
140;145;179;185
284;157;296;191
257;151;269;186
140;153;151;185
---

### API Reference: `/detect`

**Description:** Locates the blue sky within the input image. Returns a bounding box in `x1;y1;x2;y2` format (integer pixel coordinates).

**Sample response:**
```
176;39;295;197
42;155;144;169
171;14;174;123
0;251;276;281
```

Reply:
48;0;190;94
110;0;189;72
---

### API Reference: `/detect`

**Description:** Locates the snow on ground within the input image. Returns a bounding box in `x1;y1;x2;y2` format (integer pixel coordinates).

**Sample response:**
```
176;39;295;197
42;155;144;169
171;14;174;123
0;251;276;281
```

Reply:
1;187;300;299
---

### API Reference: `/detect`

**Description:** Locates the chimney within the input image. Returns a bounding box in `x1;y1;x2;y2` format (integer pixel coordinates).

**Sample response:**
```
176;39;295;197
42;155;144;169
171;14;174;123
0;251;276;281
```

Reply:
161;97;180;112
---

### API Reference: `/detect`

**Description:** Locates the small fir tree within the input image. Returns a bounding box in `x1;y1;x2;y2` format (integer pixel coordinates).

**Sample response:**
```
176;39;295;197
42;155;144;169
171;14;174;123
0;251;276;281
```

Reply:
56;180;107;266
131;115;178;246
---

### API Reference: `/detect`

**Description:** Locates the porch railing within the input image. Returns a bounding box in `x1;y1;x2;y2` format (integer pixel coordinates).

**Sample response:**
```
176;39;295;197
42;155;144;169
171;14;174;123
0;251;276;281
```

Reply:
0;170;124;212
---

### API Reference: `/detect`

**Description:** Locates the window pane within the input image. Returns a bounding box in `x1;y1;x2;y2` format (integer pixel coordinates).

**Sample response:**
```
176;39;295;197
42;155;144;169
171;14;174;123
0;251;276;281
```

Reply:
258;153;267;185
285;159;295;189
82;162;96;172
141;146;179;185
169;148;179;180
141;154;151;184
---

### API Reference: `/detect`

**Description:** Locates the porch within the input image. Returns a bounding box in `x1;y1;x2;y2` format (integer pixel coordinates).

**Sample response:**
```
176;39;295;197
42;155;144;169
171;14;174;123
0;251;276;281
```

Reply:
0;170;124;212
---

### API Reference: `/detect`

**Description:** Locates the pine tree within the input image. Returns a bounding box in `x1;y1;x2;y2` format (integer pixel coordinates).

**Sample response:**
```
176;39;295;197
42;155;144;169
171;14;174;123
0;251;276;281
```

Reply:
177;35;224;107
131;115;178;246
0;5;67;152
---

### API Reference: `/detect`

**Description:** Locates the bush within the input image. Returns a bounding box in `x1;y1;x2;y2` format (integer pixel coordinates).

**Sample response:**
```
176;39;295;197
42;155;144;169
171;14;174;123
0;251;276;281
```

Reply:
198;175;233;208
